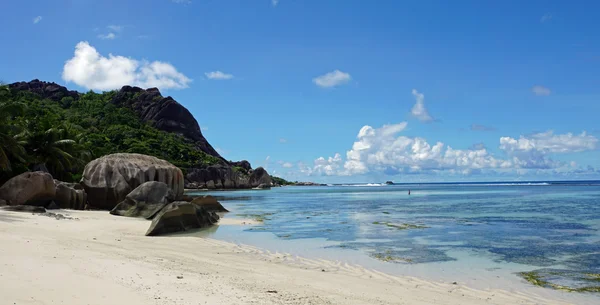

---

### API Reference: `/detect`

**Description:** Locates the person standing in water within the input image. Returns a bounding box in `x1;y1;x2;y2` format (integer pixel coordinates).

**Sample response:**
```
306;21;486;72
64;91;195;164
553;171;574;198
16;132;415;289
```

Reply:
408;189;411;195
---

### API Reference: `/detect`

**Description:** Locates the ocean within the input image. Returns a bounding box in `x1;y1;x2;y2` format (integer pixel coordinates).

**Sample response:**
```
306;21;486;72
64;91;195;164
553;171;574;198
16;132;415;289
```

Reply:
188;181;600;303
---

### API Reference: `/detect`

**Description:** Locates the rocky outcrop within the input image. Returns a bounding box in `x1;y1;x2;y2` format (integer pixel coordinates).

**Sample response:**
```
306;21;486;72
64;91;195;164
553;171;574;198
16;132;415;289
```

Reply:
249;167;271;187
111;86;223;160
81;153;184;210
231;160;251;172
1;205;46;213
185;165;272;189
110;181;174;219
9;79;79;102
253;183;271;190
54;180;87;210
0;171;55;206
146;202;219;236
190;195;228;212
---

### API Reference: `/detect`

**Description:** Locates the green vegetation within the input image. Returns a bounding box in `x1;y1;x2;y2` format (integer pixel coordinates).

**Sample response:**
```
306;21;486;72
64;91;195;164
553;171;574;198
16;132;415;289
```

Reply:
372;221;429;230
0;85;220;183
271;175;294;185
518;271;600;293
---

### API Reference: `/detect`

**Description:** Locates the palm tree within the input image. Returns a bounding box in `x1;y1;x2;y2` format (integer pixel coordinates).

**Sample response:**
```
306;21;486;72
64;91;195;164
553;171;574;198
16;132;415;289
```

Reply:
22;120;92;180
0;86;27;172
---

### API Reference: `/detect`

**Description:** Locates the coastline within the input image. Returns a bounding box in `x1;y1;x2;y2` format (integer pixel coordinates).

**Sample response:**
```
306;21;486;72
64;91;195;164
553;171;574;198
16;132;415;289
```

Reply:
0;210;578;305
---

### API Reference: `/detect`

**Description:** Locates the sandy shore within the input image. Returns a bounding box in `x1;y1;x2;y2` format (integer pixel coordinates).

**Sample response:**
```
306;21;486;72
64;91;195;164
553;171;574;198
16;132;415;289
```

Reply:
0;210;574;305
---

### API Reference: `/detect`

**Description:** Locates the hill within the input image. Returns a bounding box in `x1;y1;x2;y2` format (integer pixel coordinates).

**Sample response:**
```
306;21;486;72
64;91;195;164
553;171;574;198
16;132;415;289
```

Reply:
0;80;269;188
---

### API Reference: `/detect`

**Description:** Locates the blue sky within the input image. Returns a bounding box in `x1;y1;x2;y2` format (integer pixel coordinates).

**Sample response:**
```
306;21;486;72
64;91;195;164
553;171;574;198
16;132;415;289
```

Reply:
2;0;599;182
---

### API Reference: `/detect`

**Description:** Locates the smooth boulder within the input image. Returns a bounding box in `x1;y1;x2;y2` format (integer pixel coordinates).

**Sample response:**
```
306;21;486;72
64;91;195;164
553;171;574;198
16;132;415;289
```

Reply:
1;205;46;213
253;183;271;190
190;195;228;212
110;181;174;219
249;167;271;188
54;180;87;210
146;201;219;236
0;171;55;206
81;153;184;210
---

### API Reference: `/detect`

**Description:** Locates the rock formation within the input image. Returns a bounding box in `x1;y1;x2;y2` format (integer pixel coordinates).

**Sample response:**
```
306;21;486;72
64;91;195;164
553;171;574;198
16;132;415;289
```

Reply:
190;195;229;212
184;166;272;190
111;86;223;160
110;181;175;219
1;205;46;213
0;171;55;206
249;167;272;187
8;79;79;102
54;180;87;210
81;153;184;210
146;201;219;236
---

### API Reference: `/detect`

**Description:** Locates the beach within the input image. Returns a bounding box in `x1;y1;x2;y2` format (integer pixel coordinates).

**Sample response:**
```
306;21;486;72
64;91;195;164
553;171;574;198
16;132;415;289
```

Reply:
0;209;575;305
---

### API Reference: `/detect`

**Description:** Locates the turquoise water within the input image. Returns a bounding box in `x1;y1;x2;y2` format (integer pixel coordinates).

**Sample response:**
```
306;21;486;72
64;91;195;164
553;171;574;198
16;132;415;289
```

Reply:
190;182;600;301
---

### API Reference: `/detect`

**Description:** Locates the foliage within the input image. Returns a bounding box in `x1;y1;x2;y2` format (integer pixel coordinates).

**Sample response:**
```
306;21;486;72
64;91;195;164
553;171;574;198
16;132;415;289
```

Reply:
0;86;220;183
271;175;294;185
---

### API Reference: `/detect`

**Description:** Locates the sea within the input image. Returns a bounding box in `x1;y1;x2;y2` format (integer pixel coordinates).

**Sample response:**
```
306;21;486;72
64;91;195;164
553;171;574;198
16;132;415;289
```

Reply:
188;181;600;304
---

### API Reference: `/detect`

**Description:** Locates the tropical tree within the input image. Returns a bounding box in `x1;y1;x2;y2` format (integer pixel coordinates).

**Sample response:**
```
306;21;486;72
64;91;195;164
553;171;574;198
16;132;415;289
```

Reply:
20;119;90;180
0;86;27;171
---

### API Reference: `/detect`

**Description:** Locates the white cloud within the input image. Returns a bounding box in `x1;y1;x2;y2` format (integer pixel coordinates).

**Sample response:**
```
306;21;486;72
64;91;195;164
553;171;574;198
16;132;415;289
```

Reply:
62;41;191;91
541;13;552;23
279;138;287;143
205;71;234;80
500;131;598;154
33;16;42;24
532;85;551;96
410;89;434;122
300;123;598;176
266;156;271;161
172;0;191;3
98;33;116;40
272;0;279;6
107;25;123;32
282;162;293;168
313;70;351;88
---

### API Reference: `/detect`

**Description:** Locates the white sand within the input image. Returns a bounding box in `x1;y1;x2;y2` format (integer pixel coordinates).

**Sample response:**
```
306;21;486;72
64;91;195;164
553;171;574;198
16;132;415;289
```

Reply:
0;210;574;305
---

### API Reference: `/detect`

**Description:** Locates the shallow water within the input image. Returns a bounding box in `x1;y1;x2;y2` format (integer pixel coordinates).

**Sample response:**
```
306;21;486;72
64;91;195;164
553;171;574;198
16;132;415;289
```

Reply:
189;182;600;303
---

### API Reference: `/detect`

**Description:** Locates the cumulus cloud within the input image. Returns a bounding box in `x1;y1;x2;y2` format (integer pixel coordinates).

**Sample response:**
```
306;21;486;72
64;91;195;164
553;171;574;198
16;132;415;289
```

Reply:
410;89;434;122
499;131;598;154
301;123;598;176
279;138;287;143
272;0;279;6
313;70;351;88
172;0;191;3
532;85;551;96
33;16;42;24
205;71;234;80
470;124;496;131
62;41;191;91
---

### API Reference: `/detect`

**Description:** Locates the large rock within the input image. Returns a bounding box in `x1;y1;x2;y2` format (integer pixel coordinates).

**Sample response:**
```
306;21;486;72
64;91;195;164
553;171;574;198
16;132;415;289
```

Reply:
111;86;223;160
1;205;46;213
110;181;174;219
185;164;252;189
0;171;55;206
146;202;219;236
190;195;228;212
81;153;184;210
249;167;272;188
54;180;87;210
9;79;79;102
